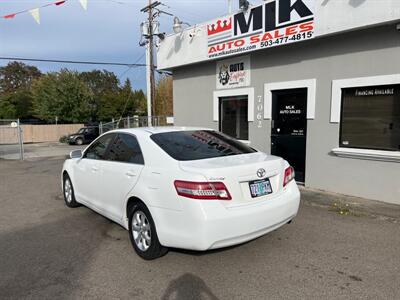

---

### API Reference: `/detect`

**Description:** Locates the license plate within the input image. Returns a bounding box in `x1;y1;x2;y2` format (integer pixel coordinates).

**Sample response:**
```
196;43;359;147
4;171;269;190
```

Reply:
249;179;272;198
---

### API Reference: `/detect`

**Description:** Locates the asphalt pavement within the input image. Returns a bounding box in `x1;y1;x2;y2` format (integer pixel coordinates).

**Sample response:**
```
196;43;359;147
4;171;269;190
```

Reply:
0;158;399;300
0;142;85;160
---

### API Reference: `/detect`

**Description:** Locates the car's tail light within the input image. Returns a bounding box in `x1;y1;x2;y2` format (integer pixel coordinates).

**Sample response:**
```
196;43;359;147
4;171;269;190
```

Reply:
174;180;232;200
283;166;295;187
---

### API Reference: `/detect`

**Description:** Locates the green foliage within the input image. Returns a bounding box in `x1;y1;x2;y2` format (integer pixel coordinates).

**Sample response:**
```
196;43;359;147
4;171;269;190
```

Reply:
59;135;68;144
0;62;41;94
79;70;120;120
0;61;147;123
0;62;41;119
97;79;147;121
155;76;173;116
0;96;16;119
32;70;92;123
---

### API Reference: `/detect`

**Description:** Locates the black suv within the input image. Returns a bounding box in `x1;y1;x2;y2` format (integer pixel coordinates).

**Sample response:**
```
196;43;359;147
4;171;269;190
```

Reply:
67;127;99;145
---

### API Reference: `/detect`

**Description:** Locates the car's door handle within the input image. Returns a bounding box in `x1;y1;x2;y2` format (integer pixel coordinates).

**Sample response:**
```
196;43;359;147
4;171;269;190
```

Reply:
91;166;99;172
125;172;137;177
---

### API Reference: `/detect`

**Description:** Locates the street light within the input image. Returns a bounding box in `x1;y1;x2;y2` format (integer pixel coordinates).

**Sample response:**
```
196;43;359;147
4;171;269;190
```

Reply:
173;16;190;34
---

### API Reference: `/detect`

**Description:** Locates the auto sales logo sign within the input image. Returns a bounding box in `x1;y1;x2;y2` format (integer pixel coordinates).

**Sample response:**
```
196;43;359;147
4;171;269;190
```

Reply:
207;0;315;59
216;56;250;89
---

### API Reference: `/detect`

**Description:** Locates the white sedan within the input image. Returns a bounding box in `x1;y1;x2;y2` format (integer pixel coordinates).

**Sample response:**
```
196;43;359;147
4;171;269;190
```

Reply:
62;127;300;260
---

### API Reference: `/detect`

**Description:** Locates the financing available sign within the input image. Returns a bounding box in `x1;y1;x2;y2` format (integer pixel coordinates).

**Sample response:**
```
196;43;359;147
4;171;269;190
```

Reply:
216;56;250;89
207;0;315;59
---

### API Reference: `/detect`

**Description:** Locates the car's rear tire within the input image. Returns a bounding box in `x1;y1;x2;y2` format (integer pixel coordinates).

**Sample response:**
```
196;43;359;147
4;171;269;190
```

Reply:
128;202;168;260
63;174;80;208
75;138;83;145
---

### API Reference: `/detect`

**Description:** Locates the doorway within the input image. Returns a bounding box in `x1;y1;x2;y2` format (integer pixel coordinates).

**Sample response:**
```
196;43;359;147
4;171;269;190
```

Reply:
271;89;307;183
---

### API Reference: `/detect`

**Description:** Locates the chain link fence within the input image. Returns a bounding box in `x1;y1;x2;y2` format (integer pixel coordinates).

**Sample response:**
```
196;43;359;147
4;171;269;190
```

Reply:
0;119;24;160
0;116;173;160
99;116;173;134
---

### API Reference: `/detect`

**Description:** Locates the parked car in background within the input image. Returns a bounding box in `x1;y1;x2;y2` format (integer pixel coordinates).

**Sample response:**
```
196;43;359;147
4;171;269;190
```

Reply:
67;127;99;145
62;127;300;260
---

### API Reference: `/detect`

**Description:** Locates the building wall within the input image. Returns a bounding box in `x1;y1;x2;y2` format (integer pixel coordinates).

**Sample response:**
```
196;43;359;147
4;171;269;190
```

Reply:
173;25;400;204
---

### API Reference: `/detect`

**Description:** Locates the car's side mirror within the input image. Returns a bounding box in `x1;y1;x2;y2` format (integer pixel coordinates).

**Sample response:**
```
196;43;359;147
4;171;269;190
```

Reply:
70;150;83;159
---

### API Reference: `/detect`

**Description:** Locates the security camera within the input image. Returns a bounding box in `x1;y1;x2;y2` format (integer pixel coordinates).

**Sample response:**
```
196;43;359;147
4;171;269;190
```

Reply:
239;0;249;11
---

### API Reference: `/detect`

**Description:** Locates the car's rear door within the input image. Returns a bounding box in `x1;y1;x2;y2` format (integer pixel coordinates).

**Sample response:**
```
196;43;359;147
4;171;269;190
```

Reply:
73;133;116;205
97;133;144;222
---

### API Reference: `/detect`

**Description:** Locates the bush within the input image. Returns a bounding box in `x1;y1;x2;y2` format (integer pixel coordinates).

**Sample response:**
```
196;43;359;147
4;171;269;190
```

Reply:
59;135;68;144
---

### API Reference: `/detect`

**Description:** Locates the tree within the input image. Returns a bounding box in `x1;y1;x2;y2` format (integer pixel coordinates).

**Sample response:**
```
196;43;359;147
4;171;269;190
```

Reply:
79;70;120;120
0;62;41;94
0;61;149;123
97;79;147;121
120;79;147;116
32;70;92;123
0;62;41;119
154;76;173;116
0;96;16;119
0;89;35;119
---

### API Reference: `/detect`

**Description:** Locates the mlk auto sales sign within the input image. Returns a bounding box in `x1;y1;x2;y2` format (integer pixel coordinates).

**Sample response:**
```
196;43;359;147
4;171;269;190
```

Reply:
207;0;315;59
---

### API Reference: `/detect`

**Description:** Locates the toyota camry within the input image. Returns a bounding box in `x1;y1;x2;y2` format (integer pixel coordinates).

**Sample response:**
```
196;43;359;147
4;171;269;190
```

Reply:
62;127;300;260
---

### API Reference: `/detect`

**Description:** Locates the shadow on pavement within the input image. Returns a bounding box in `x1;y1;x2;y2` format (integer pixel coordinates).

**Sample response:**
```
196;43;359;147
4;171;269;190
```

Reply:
0;210;111;299
162;273;219;300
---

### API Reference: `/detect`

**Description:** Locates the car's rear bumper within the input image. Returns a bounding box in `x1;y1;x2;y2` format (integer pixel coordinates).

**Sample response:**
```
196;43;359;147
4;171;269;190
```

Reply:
150;181;300;251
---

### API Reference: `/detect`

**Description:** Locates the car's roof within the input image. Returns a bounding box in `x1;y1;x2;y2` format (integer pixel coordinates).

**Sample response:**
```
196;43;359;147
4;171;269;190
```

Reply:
114;126;213;135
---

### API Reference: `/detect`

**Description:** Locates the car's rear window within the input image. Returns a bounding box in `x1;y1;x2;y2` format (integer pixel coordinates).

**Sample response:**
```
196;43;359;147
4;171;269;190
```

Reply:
150;130;256;161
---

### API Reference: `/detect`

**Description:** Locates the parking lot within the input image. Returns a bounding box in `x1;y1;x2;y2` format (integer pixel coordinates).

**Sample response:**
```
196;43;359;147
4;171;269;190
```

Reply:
1;158;399;300
0;142;85;160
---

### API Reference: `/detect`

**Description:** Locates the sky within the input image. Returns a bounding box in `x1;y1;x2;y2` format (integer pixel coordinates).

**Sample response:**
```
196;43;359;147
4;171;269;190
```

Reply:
0;0;241;91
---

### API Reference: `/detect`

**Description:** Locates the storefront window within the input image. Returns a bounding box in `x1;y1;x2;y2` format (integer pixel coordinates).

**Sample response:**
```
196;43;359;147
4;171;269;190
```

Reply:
340;84;400;151
219;96;248;140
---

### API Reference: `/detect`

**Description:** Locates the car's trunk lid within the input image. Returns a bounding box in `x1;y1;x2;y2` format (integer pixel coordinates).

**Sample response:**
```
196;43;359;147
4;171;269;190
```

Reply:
179;152;285;207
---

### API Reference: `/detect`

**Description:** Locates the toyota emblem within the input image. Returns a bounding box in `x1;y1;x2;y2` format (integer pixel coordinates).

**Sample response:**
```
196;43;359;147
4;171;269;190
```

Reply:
257;168;266;178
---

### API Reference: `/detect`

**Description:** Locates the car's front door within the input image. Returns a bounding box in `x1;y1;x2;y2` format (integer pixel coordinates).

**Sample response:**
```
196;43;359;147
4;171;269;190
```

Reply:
97;133;145;222
73;133;116;205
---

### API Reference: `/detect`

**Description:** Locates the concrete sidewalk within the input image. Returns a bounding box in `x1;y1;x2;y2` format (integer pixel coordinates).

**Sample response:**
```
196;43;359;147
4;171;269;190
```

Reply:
300;187;400;223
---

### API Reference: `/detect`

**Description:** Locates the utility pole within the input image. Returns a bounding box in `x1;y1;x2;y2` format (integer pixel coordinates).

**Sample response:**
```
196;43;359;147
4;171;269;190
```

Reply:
140;1;169;126
146;0;155;126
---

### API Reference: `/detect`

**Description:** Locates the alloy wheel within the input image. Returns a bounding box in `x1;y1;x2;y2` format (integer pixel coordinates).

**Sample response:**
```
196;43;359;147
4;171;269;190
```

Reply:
131;211;152;252
64;179;72;203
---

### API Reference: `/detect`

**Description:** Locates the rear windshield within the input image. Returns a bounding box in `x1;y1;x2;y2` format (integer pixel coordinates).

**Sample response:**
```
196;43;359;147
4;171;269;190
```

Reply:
150;130;256;161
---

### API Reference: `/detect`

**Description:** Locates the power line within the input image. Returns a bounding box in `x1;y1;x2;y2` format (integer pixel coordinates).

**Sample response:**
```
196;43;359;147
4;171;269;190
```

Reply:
117;53;146;79
0;57;147;67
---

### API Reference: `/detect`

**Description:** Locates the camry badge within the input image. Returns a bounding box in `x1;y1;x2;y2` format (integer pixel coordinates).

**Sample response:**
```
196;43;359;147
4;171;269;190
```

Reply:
257;168;266;178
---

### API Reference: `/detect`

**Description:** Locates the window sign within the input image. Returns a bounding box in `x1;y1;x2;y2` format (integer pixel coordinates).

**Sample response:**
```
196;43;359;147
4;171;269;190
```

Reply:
340;84;400;151
216;56;250;89
207;0;314;59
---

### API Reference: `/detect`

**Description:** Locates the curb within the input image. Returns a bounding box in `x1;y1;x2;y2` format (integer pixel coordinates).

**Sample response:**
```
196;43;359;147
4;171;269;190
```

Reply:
300;186;400;222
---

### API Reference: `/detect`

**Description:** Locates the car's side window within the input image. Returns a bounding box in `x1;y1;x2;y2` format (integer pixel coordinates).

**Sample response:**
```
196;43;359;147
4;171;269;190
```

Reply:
107;133;144;165
84;133;115;160
87;128;96;135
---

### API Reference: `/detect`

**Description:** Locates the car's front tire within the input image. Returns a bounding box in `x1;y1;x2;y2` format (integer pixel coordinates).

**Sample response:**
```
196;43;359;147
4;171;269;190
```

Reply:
128;202;168;260
75;138;83;145
63;174;80;208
